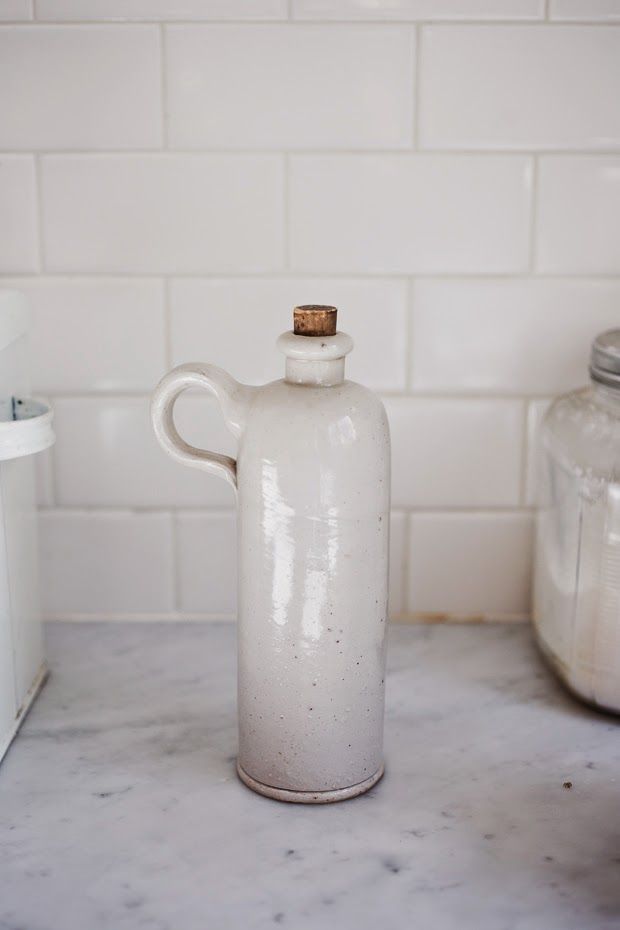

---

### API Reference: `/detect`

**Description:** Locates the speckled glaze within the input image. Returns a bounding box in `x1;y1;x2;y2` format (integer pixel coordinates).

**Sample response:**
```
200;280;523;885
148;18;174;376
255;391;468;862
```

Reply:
151;327;390;802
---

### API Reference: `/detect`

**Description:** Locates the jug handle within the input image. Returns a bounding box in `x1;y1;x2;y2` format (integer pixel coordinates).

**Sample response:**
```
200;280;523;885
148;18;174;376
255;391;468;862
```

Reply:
151;363;241;491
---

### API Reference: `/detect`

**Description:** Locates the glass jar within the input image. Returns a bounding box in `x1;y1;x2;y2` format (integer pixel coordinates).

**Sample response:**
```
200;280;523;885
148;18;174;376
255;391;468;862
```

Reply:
533;330;620;713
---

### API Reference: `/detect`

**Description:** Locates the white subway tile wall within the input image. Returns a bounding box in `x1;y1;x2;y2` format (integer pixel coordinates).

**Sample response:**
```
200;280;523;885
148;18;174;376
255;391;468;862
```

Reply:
52;395;237;508
385;396;524;508
548;0;620;20
165;25;415;149
536;156;620;274
34;0;288;21
410;279;620;394
407;512;534;619
0;25;162;150
418;26;620;150
39;511;175;616
41;154;285;272
176;511;238;616
0;0;32;20
289;154;532;273
3;277;166;392
0;156;38;272
0;8;617;621
292;1;545;19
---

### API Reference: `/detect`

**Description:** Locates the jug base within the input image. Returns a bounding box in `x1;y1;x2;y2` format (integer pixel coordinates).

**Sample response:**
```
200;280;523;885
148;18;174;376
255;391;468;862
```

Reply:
236;761;384;804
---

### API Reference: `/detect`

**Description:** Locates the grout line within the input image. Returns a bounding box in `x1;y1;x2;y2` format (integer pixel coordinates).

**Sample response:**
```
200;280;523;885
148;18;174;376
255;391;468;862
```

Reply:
528;155;540;273
544;0;551;21
163;277;172;368
5;18;617;26
41;611;529;624
404;278;414;391
42;612;238;623
37;504;536;516
170;511;181;612
49;440;62;506
412;24;421;149
159;23;168;149
393;612;532;625
3;148;620;157
41;388;558;401
42;608;532;623
518;398;530;506
38;505;237;516
378;391;539;401
4;270;620;281
401;511;412;616
32;154;45;272
42;445;57;508
48;446;57;507
283;153;290;270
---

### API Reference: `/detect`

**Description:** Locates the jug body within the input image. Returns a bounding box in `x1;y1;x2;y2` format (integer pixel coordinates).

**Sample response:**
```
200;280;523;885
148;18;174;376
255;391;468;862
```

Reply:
151;307;390;802
236;375;389;801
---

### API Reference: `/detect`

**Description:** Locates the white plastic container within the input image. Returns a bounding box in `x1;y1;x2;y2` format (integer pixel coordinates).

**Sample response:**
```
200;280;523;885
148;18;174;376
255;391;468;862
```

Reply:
152;306;390;803
0;291;55;762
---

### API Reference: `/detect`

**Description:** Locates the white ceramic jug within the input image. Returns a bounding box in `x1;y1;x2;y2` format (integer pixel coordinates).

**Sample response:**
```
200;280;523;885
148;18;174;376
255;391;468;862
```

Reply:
151;306;390;803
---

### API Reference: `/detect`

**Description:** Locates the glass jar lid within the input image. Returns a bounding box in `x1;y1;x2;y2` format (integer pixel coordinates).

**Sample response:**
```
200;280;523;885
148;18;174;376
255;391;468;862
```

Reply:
590;329;620;388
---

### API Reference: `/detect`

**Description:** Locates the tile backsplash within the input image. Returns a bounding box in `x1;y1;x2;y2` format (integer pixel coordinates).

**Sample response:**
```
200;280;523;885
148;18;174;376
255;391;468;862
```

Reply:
1;0;619;621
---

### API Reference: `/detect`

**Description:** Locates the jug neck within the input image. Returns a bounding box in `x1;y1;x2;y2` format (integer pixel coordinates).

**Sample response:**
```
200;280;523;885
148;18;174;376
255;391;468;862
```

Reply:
277;331;354;388
285;357;345;386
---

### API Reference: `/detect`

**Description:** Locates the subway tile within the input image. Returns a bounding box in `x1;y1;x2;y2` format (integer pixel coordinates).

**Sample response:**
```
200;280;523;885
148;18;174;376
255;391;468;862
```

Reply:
290;155;531;273
0;26;161;150
549;0;620;20
3;278;165;393
166;24;414;149
537;156;620;274
39;510;174;616
176;511;237;616
411;279;620;394
53;396;237;508
0;0;32;20
419;25;620;150
293;0;543;19
41;155;284;273
389;511;407;619
0;156;38;272
407;512;534;618
35;0;287;20
525;398;552;507
383;396;523;508
170;277;408;391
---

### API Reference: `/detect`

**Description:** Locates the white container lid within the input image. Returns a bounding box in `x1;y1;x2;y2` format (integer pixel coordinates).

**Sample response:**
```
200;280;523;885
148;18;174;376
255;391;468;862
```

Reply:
0;398;55;462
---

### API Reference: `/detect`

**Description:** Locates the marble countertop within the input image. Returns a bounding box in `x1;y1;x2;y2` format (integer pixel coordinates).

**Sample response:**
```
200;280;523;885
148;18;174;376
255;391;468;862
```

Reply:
1;621;619;930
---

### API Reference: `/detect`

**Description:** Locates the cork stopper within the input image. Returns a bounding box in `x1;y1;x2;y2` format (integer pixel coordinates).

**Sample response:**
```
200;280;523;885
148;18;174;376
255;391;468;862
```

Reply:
293;305;337;337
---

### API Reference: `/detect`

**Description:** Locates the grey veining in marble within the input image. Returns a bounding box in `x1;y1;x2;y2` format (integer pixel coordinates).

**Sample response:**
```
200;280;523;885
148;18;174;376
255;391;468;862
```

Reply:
1;621;619;930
